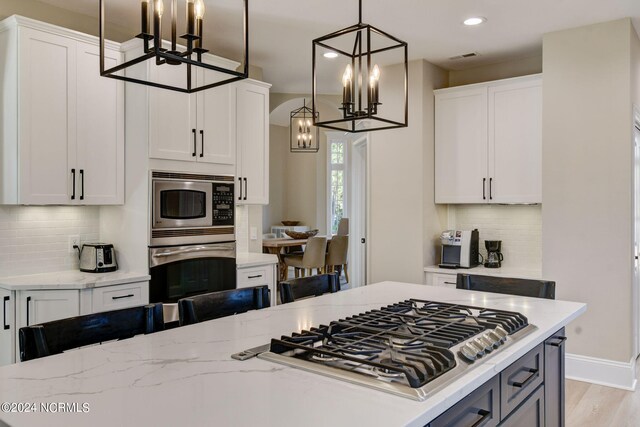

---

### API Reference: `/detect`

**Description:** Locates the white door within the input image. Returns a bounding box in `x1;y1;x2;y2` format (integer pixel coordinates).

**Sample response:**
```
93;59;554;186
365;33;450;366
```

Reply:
148;64;197;161
76;42;124;205
196;71;236;165
237;82;269;205
489;77;542;203
16;290;80;329
634;118;640;357
350;137;368;287
435;87;488;203
18;27;76;204
0;289;14;366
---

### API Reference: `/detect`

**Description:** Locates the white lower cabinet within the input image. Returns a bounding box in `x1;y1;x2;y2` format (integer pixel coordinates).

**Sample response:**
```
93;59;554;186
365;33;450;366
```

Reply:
237;263;277;307
0;281;149;366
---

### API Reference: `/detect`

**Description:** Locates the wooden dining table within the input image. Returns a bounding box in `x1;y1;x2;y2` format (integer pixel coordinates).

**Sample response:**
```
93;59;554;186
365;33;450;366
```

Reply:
262;237;330;282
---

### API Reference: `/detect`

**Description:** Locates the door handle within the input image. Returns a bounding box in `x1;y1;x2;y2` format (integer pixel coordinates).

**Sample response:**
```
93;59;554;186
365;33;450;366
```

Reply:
243;177;248;201
79;169;85;200
482;178;486;200
489;178;493;200
3;296;9;330
199;130;204;158
26;296;31;327
71;169;76;200
238;177;243;201
361;238;366;244
192;129;197;157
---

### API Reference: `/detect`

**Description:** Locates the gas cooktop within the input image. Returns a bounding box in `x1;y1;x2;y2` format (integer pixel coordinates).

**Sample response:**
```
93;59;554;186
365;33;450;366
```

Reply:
258;299;537;400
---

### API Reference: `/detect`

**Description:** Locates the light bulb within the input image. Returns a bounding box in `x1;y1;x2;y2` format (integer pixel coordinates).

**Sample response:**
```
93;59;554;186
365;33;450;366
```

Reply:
195;0;205;19
155;0;164;17
306;120;311;127
342;64;353;87
372;64;380;81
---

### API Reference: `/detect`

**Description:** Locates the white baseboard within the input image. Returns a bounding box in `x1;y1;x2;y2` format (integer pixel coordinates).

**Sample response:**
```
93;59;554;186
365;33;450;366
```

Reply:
566;353;637;391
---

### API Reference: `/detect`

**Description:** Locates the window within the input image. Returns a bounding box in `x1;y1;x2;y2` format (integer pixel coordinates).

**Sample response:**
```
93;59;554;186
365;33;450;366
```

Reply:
328;138;347;235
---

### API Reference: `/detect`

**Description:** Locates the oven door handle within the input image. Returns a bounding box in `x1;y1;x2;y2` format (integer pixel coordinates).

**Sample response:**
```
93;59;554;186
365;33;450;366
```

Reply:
149;243;236;267
153;246;220;257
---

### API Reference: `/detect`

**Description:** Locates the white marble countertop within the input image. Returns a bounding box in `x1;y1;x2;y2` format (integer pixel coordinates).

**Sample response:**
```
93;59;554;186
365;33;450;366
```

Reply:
0;271;151;291
236;252;278;268
424;265;543;280
0;282;585;427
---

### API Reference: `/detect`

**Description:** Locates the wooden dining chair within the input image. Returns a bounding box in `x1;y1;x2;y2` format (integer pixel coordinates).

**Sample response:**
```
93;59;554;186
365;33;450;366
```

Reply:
456;274;556;299
325;235;349;283
283;236;327;278
278;273;341;304
19;303;165;362
178;286;271;326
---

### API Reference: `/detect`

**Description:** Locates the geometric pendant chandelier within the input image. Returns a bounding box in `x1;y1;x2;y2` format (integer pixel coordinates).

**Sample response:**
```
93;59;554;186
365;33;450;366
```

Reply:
290;99;320;153
99;0;249;93
312;0;408;133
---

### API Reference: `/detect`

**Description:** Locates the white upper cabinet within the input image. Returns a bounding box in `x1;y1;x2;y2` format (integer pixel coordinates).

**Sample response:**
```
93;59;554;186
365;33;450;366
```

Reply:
0;16;124;205
434;74;542;204
236;81;270;205
147;55;237;166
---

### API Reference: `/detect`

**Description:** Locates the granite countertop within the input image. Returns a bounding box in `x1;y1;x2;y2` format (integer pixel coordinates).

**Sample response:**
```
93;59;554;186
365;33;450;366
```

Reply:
236;252;279;268
0;271;151;291
0;282;585;427
424;264;543;280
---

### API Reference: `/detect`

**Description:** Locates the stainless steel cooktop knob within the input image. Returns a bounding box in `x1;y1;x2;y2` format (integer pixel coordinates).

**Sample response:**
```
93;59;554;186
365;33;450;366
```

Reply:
460;344;477;362
467;340;485;357
476;336;494;353
485;331;502;348
494;326;508;343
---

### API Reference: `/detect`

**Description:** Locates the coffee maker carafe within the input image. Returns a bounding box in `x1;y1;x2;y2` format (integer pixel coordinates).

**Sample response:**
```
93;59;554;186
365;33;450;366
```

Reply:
484;240;504;268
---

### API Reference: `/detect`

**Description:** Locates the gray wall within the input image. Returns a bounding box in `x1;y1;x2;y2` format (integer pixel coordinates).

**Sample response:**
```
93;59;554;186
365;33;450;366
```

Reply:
542;18;638;363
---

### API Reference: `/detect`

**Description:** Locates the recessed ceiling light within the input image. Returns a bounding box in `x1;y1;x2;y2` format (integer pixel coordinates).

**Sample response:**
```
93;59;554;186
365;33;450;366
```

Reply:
323;52;339;59
463;17;486;26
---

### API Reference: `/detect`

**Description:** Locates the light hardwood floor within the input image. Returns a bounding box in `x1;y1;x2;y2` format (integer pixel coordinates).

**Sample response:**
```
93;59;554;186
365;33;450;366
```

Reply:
567;364;640;426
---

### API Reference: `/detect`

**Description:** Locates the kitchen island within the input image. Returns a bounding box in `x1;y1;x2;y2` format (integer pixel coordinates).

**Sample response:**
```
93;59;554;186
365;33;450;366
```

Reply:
0;282;585;427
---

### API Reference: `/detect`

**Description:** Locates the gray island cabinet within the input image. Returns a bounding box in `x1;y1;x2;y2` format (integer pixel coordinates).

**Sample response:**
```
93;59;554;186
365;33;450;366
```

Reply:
0;283;584;427
430;328;566;427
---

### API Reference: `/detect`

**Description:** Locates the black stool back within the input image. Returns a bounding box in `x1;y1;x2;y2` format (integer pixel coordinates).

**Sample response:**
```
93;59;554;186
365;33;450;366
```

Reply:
456;274;556;299
278;273;340;304
178;286;270;326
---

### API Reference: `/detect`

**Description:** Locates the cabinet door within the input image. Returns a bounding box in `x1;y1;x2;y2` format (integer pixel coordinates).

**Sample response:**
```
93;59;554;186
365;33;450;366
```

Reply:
488;77;542;203
0;289;14;366
237;82;269;205
500;385;545;427
196;71;236;165
18;27;76;204
76;42;124;205
17;290;80;329
148;64;197;161
544;328;566;427
435;87;488;204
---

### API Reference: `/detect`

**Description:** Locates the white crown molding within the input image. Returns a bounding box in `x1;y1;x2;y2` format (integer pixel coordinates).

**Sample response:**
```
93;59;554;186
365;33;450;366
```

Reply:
565;352;637;391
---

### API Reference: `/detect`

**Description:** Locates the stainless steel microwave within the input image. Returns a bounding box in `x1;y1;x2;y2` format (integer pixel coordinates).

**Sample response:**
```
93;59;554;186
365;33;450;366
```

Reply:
150;171;235;246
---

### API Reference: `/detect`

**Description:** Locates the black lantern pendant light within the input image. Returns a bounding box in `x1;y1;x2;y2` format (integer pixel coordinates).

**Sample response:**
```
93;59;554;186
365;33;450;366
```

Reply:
312;0;408;132
99;0;248;93
290;100;320;153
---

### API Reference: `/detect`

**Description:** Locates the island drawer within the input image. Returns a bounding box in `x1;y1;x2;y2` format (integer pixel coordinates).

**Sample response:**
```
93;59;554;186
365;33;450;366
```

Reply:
500;342;544;419
430;375;500;427
91;282;149;313
499;384;545;427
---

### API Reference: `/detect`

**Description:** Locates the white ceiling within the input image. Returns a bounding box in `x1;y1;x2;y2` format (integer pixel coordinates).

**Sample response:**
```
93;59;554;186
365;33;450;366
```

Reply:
38;0;640;93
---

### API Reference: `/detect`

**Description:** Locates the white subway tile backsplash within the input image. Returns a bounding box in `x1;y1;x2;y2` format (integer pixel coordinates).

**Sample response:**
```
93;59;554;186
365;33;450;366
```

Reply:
0;206;100;277
448;205;542;270
236;205;249;253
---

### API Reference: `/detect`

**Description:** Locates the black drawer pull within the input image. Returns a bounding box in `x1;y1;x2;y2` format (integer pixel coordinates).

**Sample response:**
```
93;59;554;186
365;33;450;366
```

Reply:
71;169;76;200
489;177;493;200
511;368;539;388
26;296;31;327
200;130;204;158
79;169;85;200
238;177;243;200
112;294;135;300
248;275;263;279
192;129;197;157
443;281;456;285
548;336;567;347
3;296;9;330
482;178;486;200
471;409;491;427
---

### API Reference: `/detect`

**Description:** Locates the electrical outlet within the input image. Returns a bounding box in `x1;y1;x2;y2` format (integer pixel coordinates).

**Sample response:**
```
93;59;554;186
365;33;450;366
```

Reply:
250;227;258;240
68;235;80;254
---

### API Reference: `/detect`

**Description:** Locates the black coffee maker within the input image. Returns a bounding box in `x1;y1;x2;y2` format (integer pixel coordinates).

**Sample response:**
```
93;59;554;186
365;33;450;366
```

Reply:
484;240;504;268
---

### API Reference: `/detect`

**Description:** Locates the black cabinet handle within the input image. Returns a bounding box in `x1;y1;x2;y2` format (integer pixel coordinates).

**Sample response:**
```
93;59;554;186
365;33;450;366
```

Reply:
444;281;456;285
489;178;493;200
3;296;9;330
200;130;204;157
26;296;31;327
243;177;248;201
79;169;84;200
470;409;491;427
548;336;567;347
482;178;486;200
248;275;263;279
511;368;539;388
112;294;134;300
238;177;243;201
71;169;76;200
192;129;197;157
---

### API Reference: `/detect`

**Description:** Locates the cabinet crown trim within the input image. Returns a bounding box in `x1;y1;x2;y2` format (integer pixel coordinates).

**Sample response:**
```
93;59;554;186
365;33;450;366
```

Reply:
434;73;542;95
0;15;121;50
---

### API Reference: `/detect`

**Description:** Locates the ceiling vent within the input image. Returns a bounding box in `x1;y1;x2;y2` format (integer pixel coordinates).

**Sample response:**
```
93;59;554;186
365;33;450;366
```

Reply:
448;52;479;60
